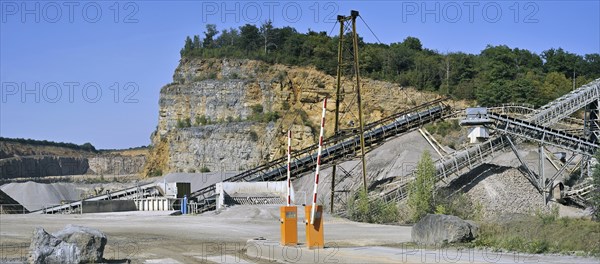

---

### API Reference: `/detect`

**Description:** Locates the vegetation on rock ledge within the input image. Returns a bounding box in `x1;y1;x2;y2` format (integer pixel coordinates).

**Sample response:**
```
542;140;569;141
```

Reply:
180;22;600;107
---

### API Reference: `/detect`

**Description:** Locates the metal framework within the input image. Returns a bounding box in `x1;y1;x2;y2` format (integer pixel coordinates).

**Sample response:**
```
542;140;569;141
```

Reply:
490;113;599;156
531;79;600;125
331;10;368;213
32;182;161;214
380;78;600;202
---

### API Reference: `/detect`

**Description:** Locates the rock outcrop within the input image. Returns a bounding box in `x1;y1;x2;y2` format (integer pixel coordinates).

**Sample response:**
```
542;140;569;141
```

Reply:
0;156;89;179
0;140;148;179
29;225;107;264
0;155;145;179
411;214;479;245
88;155;146;175
146;58;441;176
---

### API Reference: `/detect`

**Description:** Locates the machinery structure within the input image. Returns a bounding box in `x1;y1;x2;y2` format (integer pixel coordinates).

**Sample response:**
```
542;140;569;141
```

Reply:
381;79;600;205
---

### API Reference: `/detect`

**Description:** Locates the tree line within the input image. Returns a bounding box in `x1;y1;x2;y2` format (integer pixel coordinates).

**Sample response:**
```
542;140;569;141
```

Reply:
0;137;98;153
180;22;600;107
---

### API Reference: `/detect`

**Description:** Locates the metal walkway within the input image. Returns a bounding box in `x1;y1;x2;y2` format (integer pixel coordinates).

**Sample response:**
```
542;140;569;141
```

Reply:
532;79;600;125
381;79;600;202
564;179;595;204
489;113;599;155
190;99;451;213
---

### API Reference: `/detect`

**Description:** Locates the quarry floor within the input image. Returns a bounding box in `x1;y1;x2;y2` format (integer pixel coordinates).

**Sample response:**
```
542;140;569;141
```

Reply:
1;205;598;264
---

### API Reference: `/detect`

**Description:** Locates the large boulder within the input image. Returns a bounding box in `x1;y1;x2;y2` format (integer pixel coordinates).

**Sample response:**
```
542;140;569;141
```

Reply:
411;214;479;245
29;225;107;264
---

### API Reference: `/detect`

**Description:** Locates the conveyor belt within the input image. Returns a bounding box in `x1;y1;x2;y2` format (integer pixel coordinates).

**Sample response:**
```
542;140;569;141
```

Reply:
190;99;451;212
381;79;600;202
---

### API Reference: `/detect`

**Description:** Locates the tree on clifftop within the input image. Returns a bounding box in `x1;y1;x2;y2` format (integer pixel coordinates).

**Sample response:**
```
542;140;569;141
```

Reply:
408;150;436;222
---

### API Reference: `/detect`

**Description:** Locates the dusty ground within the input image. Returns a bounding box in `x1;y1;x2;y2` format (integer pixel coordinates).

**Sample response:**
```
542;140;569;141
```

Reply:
1;205;598;264
0;205;411;263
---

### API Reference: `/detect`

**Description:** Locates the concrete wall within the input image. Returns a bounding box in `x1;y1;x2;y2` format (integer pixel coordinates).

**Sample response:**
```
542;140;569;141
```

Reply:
81;200;137;213
215;181;294;209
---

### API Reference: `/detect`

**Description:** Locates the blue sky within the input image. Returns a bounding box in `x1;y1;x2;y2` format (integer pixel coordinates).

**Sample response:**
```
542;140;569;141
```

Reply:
1;1;599;149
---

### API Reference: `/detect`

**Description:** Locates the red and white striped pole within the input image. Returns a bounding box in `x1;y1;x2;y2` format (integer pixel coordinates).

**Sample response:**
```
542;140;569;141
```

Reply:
287;130;292;206
311;98;327;224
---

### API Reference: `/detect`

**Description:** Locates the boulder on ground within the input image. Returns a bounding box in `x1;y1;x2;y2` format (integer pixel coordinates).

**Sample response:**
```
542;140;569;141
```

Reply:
29;225;107;264
411;214;479;245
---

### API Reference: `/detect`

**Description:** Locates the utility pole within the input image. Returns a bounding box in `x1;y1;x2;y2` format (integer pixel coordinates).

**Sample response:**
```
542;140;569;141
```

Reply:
330;10;368;214
351;10;368;195
331;14;346;214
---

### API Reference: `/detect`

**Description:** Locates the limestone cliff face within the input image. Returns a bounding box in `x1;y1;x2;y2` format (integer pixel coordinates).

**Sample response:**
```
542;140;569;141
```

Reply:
0;156;89;179
0;155;146;179
0;141;147;179
87;155;146;175
146;58;441;176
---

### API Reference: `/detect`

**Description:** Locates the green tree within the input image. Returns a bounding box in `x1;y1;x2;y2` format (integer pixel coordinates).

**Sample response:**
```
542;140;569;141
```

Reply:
402;36;423;51
509;72;539;105
361;44;387;77
215;28;239;47
409;51;442;91
259;20;274;54
192;35;201;50
383;42;415;79
180;36;193;57
203;24;218;48
591;152;600;220
475;45;519;105
80;142;96;152
542;48;583;78
513;48;543;73
541;72;571;103
408;151;436;222
347;189;399;224
446;52;477;99
582;54;600;79
239;24;261;53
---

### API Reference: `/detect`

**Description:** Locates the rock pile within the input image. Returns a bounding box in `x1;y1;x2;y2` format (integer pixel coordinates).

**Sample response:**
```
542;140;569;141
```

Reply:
465;167;550;220
411;214;479;245
29;225;107;264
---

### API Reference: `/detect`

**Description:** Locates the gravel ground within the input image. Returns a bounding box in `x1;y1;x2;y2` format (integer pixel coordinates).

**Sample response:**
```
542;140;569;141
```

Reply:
0;205;412;263
1;205;597;264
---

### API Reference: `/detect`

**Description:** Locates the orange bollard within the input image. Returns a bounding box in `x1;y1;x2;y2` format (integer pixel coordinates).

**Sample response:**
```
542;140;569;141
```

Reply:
280;206;298;246
304;205;324;249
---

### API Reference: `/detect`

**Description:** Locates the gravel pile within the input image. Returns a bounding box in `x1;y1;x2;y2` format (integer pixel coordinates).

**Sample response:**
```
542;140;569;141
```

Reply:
293;130;441;210
1;182;84;211
0;181;144;212
464;166;550;221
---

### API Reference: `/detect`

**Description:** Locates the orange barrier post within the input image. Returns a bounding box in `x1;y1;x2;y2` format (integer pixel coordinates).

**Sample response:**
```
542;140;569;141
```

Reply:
280;130;298;246
304;205;324;249
280;206;298;245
